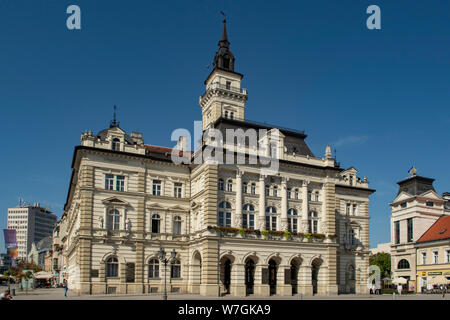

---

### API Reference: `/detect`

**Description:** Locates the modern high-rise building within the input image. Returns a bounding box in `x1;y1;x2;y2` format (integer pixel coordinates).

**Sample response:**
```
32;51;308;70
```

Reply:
7;203;57;259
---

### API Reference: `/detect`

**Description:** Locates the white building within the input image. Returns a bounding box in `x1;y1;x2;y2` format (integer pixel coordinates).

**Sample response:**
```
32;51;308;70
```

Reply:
370;242;391;255
390;175;448;290
7;203;57;259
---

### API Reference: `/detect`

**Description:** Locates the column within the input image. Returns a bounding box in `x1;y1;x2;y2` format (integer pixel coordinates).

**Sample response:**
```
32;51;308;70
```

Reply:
235;170;243;228
281;178;288;231
258;175;266;230
301;180;309;233
278;264;291;295
320;186;327;234
299;265;313;295
231;263;246;296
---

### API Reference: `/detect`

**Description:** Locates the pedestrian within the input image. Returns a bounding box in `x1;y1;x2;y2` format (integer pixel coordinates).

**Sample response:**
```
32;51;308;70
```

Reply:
397;284;402;296
0;290;12;300
63;280;68;297
441;285;446;298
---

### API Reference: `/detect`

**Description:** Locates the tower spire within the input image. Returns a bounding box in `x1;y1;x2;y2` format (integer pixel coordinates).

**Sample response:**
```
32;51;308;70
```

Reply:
213;14;235;72
110;105;119;128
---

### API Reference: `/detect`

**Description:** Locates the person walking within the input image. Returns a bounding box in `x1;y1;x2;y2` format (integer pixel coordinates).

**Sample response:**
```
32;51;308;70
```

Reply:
63;280;68;297
397;284;403;296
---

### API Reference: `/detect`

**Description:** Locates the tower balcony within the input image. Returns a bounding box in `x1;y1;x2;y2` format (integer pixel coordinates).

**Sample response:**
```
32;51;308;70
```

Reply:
207;82;247;94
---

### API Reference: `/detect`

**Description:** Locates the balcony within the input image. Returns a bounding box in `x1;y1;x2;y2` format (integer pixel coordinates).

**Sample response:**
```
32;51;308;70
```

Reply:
206;82;247;95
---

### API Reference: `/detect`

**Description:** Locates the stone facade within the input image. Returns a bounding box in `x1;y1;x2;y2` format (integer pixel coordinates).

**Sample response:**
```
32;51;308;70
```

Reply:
57;20;374;296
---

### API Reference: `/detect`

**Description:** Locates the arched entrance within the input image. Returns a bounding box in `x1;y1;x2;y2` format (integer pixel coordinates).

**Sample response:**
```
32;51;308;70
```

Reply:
269;259;278;295
311;258;322;295
345;265;356;294
220;258;232;295
245;259;255;295
290;260;300;295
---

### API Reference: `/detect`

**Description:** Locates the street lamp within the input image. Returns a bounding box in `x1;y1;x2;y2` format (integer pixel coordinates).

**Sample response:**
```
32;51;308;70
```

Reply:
158;247;177;300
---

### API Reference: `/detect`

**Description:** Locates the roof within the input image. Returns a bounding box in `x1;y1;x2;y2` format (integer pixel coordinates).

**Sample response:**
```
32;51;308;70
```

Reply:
417;215;450;243
396;175;436;196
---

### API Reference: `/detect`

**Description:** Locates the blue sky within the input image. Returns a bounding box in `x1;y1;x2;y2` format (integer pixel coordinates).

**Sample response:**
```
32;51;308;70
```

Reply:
1;0;449;252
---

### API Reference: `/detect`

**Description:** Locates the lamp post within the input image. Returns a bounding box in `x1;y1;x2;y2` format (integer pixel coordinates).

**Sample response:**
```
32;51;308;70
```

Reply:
158;247;177;300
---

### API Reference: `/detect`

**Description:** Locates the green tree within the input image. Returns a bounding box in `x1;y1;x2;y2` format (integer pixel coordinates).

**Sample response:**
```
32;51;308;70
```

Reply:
370;252;391;278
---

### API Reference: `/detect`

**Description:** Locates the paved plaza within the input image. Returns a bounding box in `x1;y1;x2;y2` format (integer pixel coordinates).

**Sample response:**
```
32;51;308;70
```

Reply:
3;286;449;300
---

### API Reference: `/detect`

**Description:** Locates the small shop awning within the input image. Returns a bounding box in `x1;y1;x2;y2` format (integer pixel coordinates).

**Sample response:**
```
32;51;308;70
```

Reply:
392;277;408;284
428;275;450;285
33;271;54;280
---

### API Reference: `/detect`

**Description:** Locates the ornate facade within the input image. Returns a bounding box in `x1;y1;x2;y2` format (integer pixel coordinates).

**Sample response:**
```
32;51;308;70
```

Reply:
58;20;375;296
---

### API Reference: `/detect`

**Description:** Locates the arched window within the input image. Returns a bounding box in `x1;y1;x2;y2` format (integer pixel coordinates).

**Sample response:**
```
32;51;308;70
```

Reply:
171;259;181;278
218;202;232;227
112;138;120;151
227;179;233;192
308;211;318;233
398;259;410;269
106;256;119;277
151;214;161;233
265;206;277;231
288;209;298;233
148;258;159;278
230;112;234;120
218;179;224;190
107;209;120;230
251;183;256;194
242;182;248;194
243;204;255;230
224;111;228;118
173;216;182;235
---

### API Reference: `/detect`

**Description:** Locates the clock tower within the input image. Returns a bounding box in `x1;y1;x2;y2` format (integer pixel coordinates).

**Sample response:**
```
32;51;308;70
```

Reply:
199;19;248;130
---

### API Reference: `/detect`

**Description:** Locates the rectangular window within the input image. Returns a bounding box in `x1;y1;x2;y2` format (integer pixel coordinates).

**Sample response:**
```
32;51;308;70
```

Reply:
446;250;450;263
152;180;161;196
426;201;434;207
346;203;351;215
218;212;231;227
225;81;231;90
308;191;312;201
116;175;125;191
433;251;439;264
273;187;278;197
395;221;400;244
105;174;114;190
294;189;299;199
287;188;291;199
401;202;407;208
174;183;182;198
243;183;247;194
407;218;413;242
422;252;427;265
265;186;269;196
352;204;357;216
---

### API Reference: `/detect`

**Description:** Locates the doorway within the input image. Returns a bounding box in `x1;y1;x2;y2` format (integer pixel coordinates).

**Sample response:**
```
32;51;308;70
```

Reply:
269;259;277;295
245;259;255;295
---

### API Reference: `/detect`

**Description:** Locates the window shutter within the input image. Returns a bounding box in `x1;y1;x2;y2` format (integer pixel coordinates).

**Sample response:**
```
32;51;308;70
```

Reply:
262;268;269;284
284;268;291;285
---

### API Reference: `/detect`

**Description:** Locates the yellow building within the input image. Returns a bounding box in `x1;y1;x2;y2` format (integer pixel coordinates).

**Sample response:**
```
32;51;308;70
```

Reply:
415;215;450;292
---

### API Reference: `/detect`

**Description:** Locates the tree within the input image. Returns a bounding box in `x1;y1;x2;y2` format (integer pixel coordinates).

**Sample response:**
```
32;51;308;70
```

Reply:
370;252;391;278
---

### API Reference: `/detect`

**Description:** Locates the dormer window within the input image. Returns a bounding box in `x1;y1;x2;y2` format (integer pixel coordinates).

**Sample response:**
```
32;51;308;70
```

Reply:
112;138;120;151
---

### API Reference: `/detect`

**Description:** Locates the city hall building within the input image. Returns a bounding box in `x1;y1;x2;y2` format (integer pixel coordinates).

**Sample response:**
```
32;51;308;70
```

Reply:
59;20;375;296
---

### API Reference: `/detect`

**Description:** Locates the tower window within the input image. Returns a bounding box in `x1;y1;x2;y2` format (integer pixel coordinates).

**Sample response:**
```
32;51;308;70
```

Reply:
224;111;228;118
112;138;120;151
230;112;234;120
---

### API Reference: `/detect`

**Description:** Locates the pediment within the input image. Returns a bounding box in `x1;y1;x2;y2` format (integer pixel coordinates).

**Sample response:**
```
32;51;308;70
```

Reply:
170;204;189;211
102;197;129;206
392;191;413;203
418;189;442;200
